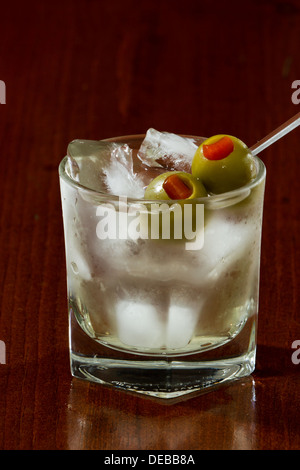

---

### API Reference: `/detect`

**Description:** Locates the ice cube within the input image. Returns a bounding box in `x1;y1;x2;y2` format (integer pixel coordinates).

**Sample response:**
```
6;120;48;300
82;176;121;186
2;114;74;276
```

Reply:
166;304;199;349
202;212;257;280
60;178;93;283
165;289;204;349
114;288;204;350
115;299;165;348
137;128;200;172
67;139;110;192
66;139;145;198
102;144;145;199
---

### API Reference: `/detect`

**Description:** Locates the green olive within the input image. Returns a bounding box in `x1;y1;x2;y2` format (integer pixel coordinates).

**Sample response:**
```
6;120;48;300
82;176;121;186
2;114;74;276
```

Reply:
144;171;207;200
142;171;207;245
191;134;257;194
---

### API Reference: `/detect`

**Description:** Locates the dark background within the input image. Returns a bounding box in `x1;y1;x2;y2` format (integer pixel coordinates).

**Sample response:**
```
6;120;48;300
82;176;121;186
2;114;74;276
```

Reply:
0;0;299;450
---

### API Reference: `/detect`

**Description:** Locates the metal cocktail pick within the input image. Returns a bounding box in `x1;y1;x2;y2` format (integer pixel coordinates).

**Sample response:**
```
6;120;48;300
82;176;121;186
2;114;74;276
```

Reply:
250;111;300;155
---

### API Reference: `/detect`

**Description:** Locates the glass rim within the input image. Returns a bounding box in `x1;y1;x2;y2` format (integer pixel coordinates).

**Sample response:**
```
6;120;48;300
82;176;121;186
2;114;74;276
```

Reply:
58;134;266;205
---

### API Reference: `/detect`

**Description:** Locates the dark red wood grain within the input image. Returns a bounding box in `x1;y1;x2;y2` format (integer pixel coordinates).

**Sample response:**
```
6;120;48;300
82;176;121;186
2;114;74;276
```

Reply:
0;0;300;450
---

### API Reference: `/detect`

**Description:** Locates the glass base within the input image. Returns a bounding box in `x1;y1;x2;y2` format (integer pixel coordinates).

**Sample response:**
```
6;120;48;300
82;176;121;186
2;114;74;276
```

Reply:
71;353;255;400
69;308;256;400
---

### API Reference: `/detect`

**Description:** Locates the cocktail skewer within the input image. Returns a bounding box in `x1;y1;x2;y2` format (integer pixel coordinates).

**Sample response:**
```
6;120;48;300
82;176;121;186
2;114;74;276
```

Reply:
250;111;300;155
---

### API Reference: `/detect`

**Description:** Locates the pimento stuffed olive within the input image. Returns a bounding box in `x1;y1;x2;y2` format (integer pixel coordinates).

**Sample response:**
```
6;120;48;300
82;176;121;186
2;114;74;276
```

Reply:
191;135;257;194
144;171;207;200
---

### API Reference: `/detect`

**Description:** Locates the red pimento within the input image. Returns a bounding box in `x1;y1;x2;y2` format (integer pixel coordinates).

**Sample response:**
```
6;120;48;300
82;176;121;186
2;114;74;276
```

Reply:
202;136;234;161
163;174;193;199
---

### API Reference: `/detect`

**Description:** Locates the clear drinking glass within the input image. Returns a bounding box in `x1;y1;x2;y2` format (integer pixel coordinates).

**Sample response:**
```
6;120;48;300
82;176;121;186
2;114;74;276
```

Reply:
59;135;266;399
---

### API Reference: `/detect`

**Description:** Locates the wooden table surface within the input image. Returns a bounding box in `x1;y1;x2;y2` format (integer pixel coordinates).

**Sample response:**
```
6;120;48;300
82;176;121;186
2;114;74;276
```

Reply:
0;0;300;451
